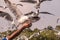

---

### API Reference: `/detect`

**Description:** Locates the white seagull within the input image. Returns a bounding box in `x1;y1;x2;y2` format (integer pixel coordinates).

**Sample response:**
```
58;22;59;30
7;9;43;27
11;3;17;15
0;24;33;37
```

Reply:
4;0;54;28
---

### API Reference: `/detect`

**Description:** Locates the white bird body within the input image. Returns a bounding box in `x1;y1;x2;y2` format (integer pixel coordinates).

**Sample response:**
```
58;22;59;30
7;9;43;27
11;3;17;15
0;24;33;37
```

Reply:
18;15;29;23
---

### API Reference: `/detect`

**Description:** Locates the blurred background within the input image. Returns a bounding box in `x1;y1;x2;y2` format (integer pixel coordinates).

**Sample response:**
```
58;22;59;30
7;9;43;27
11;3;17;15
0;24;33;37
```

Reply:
0;0;60;32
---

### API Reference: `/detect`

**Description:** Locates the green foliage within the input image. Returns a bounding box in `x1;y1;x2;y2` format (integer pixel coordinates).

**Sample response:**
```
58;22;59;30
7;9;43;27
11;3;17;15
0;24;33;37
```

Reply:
33;28;40;33
55;25;60;31
20;28;33;37
40;30;58;40
0;26;60;40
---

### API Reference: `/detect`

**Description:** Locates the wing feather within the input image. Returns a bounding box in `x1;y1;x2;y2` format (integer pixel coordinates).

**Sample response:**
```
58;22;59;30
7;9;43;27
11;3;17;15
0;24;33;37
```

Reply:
4;0;23;19
0;11;13;21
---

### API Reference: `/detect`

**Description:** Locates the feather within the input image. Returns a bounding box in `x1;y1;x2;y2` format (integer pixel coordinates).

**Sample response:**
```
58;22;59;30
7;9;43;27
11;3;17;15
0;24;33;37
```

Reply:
39;12;55;16
4;0;23;19
0;11;13;21
20;0;37;4
40;0;52;3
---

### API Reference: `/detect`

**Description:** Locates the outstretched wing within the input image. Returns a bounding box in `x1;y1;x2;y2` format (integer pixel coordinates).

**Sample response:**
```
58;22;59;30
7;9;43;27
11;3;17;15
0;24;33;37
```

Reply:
4;0;23;19
20;0;37;4
0;11;13;21
39;12;55;16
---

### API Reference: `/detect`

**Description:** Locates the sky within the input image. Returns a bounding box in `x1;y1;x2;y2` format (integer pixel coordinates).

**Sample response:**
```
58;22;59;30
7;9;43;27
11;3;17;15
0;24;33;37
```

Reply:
0;0;60;32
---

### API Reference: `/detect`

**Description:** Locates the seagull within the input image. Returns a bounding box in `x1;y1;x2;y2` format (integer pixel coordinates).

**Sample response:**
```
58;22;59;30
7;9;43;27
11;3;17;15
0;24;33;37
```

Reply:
24;9;55;23
25;9;55;17
4;0;54;27
19;0;52;9
4;0;39;28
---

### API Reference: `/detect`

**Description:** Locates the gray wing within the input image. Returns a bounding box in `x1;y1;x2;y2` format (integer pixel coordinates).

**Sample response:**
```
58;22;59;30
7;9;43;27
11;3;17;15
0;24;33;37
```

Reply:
20;0;37;4
0;11;13;21
4;0;23;19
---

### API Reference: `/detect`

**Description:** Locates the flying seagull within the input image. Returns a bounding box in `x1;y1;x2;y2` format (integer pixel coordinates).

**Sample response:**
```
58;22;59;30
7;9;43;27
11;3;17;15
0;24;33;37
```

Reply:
4;0;54;23
24;9;55;23
4;0;54;27
4;0;24;27
4;0;39;27
4;0;23;18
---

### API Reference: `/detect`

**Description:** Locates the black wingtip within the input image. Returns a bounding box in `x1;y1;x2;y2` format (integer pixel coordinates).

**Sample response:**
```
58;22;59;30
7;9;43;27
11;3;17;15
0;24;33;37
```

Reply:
20;0;37;4
0;11;13;21
39;12;55;16
41;0;52;3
